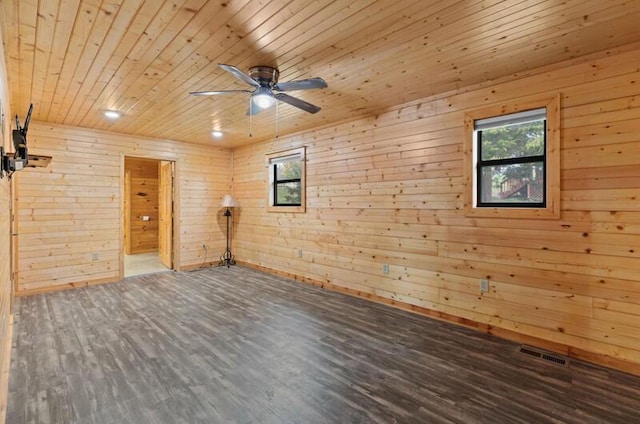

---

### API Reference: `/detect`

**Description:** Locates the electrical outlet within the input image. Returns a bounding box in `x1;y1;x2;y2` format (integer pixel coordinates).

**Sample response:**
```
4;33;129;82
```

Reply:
480;279;490;293
91;252;99;261
382;264;390;274
297;249;303;258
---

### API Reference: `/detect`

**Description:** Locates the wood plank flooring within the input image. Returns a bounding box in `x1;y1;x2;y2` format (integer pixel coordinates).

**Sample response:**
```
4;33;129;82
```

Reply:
7;266;640;423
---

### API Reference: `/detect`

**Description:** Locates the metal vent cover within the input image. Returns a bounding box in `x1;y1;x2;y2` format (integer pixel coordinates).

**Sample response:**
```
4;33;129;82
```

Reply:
518;345;569;367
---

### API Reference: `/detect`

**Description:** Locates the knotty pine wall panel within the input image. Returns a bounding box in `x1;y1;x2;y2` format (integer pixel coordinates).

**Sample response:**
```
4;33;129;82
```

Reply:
0;28;13;419
125;157;159;254
232;47;640;371
15;122;232;294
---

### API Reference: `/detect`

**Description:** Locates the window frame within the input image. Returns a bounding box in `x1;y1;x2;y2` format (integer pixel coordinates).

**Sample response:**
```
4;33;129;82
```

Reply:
463;94;560;219
266;147;306;213
476;108;547;208
273;160;301;207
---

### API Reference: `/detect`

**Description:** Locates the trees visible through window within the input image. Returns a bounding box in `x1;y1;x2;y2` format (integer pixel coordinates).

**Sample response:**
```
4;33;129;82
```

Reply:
273;159;302;206
475;108;546;207
266;147;306;213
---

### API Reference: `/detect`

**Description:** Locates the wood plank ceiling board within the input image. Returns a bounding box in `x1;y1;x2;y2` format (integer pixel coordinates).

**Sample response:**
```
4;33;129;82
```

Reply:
2;0;640;148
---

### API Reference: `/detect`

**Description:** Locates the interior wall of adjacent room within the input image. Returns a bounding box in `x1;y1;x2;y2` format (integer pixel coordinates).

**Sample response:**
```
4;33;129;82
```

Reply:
15;122;233;294
125;157;160;254
232;45;640;372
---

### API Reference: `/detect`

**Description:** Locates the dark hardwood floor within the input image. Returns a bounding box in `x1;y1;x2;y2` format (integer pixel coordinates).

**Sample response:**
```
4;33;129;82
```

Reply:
7;266;640;423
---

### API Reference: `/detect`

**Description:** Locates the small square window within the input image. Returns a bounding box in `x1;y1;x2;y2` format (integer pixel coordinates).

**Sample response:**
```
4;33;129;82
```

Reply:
464;95;560;219
266;147;306;213
475;108;546;208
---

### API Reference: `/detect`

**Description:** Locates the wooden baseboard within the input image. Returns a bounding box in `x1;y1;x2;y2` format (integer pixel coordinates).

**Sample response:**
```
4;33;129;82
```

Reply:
15;261;214;296
238;261;640;377
15;276;119;297
0;313;13;423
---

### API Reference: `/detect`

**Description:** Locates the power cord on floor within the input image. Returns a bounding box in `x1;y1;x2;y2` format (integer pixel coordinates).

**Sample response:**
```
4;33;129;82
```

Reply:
187;243;209;272
200;244;208;268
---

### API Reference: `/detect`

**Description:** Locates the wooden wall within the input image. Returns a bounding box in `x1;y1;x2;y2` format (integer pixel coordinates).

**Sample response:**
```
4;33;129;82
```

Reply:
233;46;640;372
125;157;159;254
0;26;12;420
15;122;232;294
0;176;9;421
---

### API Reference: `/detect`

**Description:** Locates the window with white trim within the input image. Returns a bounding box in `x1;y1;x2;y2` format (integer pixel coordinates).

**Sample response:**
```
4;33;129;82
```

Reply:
266;147;306;213
464;95;560;219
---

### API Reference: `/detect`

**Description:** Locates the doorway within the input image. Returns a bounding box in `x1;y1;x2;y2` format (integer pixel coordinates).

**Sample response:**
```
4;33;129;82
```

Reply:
123;157;174;277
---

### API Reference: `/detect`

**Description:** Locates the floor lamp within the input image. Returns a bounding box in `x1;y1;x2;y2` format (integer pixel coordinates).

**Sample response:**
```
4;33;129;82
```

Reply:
219;194;238;267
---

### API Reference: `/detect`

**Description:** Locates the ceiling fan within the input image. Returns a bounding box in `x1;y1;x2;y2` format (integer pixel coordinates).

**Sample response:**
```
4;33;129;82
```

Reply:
190;64;327;114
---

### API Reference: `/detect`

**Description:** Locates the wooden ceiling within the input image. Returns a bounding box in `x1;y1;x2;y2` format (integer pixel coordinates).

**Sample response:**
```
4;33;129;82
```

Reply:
2;0;640;148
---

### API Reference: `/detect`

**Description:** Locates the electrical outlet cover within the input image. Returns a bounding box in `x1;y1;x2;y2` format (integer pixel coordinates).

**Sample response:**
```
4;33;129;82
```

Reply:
480;279;490;293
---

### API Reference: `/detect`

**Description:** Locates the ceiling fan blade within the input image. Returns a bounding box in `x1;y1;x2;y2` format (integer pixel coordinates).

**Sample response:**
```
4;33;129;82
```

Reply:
275;93;321;114
190;89;252;96
219;64;260;88
274;77;327;92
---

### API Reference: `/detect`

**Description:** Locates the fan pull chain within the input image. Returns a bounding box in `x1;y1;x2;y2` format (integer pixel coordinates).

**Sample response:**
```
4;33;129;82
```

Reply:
275;99;279;138
249;100;253;137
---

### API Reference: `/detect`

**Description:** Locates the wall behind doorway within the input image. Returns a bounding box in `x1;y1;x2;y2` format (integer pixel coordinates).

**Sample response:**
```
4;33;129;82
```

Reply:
14;121;232;294
124;157;159;254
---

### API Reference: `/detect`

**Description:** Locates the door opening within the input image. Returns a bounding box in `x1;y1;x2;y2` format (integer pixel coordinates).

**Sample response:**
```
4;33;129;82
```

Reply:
123;157;174;277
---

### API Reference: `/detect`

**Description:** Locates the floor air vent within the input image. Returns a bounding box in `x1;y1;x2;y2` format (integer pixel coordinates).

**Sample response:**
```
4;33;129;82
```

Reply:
517;345;569;367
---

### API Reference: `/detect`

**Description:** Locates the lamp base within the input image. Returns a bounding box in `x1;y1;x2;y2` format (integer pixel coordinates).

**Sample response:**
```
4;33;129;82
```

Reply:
218;249;235;268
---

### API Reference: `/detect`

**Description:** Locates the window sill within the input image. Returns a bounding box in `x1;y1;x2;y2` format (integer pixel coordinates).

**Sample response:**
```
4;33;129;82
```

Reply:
463;200;560;220
267;205;306;213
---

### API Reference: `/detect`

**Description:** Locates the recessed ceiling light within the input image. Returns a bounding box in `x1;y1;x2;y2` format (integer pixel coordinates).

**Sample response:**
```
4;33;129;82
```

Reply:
211;130;223;138
104;110;121;120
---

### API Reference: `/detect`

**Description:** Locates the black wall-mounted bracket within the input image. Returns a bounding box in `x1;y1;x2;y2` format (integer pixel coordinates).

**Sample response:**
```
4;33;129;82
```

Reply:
0;146;51;179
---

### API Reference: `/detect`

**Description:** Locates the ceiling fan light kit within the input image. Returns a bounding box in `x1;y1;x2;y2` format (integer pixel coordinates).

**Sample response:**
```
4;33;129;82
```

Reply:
252;87;276;109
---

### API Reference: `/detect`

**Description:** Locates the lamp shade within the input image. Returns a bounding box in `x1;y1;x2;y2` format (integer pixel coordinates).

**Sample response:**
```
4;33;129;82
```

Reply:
221;194;238;208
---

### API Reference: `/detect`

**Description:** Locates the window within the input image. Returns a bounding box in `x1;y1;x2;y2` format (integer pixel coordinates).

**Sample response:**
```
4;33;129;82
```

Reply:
476;108;546;207
464;95;560;219
266;147;306;213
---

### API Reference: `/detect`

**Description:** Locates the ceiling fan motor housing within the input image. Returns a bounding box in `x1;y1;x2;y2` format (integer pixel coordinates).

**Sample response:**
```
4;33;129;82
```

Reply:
249;66;279;87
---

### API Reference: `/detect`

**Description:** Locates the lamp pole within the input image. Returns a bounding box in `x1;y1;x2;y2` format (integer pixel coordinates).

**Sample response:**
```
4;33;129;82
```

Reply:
219;194;237;267
220;208;235;267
